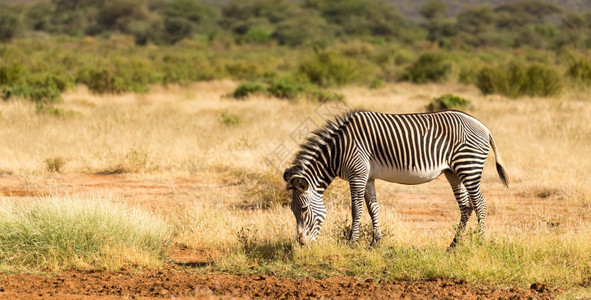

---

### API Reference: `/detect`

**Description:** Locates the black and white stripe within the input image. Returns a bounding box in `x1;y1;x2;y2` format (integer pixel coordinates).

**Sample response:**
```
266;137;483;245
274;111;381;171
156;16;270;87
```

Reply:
283;110;508;248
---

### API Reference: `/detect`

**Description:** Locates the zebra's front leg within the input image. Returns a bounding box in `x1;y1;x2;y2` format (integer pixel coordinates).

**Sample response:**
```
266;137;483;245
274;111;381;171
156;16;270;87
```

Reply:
364;179;382;247
445;171;472;250
348;184;366;245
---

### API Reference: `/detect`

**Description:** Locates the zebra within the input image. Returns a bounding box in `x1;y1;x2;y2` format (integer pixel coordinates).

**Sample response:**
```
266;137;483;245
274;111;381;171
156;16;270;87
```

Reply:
283;109;508;249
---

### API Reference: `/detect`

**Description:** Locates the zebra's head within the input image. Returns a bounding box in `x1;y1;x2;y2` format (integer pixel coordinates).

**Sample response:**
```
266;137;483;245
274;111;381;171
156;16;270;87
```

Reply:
283;166;327;245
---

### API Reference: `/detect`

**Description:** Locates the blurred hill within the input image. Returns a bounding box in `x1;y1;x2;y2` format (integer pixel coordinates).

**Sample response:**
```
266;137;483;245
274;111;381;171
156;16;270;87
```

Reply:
2;0;591;15
392;0;591;18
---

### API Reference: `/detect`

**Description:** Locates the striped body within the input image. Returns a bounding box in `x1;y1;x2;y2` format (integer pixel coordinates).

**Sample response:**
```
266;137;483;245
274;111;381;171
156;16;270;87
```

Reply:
284;110;508;248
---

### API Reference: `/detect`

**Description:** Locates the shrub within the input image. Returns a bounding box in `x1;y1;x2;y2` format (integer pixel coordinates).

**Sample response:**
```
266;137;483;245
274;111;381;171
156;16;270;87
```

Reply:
244;28;272;43
525;64;562;97
76;68;126;94
566;58;591;84
0;64;23;86
0;196;171;271
267;78;304;99
298;49;359;87
232;82;267;99
76;66;151;94
1;84;61;103
402;52;452;83
427;94;471;112
476;63;562;98
224;61;267;81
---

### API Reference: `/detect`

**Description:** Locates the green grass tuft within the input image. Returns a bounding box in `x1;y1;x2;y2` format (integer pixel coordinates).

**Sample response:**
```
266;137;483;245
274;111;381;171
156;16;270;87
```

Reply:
0;196;172;271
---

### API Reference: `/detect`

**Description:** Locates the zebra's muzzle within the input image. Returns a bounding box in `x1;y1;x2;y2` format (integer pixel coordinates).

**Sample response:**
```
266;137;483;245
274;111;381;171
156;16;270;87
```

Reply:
297;232;307;245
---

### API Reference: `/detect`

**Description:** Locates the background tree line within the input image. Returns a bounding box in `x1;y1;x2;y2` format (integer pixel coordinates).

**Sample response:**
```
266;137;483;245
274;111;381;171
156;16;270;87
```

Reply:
2;0;591;109
1;0;591;50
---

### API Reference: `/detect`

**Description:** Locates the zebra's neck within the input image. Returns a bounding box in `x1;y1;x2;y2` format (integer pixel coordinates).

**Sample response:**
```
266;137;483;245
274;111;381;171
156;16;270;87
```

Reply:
297;144;337;192
291;111;359;192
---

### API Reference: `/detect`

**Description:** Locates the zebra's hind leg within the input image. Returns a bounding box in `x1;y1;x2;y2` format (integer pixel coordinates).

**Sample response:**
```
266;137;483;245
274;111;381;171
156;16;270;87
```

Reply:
364;179;382;247
444;171;473;250
459;174;487;242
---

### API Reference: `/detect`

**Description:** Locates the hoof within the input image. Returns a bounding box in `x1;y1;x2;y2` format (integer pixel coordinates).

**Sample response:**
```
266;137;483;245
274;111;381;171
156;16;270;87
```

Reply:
370;237;382;248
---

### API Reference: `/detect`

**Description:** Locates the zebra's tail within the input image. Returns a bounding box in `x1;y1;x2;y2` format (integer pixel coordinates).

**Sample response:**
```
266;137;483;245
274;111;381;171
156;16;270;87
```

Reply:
489;134;509;188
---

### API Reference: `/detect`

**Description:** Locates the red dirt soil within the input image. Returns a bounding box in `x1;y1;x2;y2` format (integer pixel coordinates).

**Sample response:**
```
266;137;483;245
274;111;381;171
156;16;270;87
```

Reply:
0;267;555;299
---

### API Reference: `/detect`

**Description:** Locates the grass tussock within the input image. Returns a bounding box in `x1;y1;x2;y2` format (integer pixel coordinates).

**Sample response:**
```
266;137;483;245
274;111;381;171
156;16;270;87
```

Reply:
0;196;172;272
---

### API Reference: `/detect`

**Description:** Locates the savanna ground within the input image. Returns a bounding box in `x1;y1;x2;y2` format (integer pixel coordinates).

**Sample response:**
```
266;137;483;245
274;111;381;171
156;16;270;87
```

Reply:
0;81;589;299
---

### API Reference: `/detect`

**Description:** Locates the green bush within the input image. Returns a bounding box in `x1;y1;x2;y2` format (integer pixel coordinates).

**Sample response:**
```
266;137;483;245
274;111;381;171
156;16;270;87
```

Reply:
0;64;23;86
232;82;267;99
76;65;151;94
1;85;61;103
525;64;562;97
299;49;359;87
476;63;562;98
76;68;126;94
267;78;304;99
244;28;272;43
224;61;268;81
566;58;591;84
402;52;452;83
427;94;471;112
1;74;68;103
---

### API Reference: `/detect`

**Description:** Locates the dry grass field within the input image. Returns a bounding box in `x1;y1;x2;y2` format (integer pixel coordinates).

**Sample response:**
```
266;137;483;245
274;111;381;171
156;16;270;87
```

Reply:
0;81;589;298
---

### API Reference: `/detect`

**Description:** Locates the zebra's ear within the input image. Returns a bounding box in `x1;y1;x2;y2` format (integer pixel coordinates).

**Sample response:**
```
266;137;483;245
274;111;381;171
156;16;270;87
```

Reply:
292;177;309;193
283;166;301;182
283;167;293;182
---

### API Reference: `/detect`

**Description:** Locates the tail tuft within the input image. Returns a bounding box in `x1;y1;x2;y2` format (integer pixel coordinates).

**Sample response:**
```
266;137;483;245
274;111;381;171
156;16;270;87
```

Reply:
490;134;509;188
496;162;509;188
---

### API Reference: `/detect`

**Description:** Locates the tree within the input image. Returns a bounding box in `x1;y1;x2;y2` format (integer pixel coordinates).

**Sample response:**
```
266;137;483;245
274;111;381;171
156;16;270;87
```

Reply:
494;1;562;29
304;0;404;38
0;9;22;42
273;9;333;46
420;0;446;20
97;0;150;33
51;0;105;11
160;0;219;43
221;0;297;37
456;6;500;47
25;2;54;32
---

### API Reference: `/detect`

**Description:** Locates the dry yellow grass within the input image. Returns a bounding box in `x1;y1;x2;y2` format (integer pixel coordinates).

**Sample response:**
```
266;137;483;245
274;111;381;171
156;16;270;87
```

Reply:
0;81;590;295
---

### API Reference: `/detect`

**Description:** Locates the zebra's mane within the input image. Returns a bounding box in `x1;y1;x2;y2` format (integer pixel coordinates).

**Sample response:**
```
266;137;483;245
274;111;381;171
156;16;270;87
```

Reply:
291;109;364;167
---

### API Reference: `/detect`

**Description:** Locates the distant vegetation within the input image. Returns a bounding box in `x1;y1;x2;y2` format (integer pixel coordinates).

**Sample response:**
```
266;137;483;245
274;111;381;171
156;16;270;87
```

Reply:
1;0;591;103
